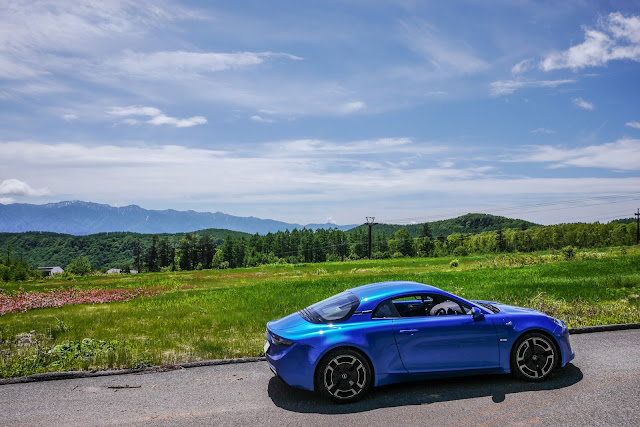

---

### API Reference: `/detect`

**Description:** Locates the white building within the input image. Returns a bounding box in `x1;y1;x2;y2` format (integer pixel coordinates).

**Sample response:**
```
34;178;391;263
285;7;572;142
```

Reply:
37;266;64;275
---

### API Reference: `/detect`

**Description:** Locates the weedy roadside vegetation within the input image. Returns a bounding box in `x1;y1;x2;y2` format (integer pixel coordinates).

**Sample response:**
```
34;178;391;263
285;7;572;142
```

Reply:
1;246;639;378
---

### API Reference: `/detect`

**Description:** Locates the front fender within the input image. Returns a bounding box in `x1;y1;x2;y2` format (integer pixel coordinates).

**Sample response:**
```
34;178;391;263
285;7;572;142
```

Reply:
492;315;572;371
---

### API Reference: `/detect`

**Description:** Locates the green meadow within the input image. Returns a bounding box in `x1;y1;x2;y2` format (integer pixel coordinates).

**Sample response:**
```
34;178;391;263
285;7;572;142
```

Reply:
2;247;640;378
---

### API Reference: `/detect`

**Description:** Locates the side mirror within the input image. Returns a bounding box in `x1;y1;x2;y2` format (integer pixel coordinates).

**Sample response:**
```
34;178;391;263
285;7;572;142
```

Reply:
472;307;485;321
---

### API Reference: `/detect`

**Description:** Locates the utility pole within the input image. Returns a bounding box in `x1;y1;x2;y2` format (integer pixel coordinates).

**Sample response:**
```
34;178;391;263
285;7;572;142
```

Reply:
635;209;640;244
366;217;378;259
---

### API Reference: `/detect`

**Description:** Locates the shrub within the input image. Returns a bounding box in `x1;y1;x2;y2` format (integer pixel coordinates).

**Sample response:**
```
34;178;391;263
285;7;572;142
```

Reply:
453;246;469;256
66;256;92;276
561;246;576;260
449;259;459;268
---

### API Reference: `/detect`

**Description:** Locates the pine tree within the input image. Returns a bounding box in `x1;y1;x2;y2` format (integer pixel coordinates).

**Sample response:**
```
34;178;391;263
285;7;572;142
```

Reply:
421;223;433;239
496;226;505;252
146;234;159;272
133;238;142;272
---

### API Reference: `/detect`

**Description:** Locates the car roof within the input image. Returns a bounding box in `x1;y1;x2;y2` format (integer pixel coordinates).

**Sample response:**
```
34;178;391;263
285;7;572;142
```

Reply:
348;281;445;311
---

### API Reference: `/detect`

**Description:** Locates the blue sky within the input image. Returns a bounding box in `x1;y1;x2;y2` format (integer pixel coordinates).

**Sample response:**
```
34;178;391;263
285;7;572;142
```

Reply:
2;0;640;226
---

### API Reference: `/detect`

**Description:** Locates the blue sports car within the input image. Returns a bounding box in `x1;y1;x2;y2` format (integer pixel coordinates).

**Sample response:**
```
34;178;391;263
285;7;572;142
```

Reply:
265;281;575;402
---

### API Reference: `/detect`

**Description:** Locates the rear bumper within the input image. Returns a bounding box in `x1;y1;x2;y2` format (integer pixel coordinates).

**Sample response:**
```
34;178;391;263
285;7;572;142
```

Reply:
265;341;319;391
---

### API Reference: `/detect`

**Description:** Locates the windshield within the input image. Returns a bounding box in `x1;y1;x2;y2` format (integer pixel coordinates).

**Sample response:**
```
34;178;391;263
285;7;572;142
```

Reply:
474;301;500;313
299;291;360;324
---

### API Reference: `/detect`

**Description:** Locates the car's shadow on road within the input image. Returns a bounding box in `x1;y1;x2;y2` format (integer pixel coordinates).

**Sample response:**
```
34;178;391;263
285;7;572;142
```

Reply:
268;363;583;414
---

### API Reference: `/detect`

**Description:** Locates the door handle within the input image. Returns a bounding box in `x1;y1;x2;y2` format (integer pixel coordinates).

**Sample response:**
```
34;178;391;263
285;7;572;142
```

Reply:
399;329;419;334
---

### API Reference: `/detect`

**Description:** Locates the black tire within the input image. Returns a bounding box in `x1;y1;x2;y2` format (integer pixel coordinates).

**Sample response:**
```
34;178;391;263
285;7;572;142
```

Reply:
315;348;372;403
511;332;558;382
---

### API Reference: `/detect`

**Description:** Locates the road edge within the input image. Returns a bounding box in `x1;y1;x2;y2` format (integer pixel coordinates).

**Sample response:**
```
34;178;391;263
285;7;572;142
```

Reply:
2;322;640;385
0;356;266;385
568;322;640;334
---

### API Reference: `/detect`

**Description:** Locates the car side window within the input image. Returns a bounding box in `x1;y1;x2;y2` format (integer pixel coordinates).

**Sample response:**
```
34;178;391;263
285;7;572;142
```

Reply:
374;294;431;318
428;298;472;316
394;295;432;317
372;300;401;318
374;293;473;318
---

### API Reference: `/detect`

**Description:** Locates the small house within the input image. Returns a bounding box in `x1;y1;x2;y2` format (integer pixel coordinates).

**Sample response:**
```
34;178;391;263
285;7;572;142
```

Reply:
38;266;64;275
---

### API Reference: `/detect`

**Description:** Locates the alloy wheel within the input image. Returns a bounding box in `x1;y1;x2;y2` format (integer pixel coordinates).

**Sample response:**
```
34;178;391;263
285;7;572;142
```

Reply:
515;335;556;380
322;354;367;400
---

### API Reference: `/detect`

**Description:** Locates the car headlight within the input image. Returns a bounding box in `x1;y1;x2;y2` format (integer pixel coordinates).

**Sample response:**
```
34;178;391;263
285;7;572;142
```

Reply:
552;318;567;330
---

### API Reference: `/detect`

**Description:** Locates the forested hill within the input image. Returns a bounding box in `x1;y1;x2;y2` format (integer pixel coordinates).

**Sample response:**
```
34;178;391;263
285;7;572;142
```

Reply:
0;213;537;270
348;213;539;238
0;201;356;235
1;215;635;274
0;229;250;271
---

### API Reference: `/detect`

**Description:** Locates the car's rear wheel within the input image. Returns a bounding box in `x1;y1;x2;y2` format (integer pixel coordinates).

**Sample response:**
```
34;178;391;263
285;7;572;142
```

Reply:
315;348;372;403
511;332;557;381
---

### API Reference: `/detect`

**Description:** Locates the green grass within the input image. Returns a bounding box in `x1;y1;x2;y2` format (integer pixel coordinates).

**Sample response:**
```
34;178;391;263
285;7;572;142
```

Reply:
1;247;639;378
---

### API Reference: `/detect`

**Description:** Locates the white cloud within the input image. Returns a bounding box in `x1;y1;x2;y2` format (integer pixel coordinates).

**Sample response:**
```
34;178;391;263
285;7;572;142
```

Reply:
4;140;640;225
511;58;534;74
572;97;594;110
107;106;207;128
147;115;207;128
531;128;556;134
337;101;366;114
399;20;489;75
541;12;640;71
251;115;275;123
105;50;302;79
626;121;640;129
272;137;433;157
0;178;50;196
0;139;457;205
0;197;15;204
0;2;395;119
489;79;575;96
507;138;640;171
0;0;189;79
62;113;78;121
108;106;162;117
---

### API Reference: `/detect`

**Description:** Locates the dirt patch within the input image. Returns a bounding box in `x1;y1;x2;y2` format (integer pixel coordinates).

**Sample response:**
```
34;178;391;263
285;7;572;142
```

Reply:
15;331;42;347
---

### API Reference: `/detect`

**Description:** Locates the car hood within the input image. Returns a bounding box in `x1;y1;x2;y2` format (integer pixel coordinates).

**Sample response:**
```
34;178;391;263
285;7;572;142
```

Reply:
267;312;309;335
474;300;547;316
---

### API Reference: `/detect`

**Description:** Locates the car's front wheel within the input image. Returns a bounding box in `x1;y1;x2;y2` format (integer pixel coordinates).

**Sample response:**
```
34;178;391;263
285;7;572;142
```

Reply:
511;332;558;381
315;348;372;403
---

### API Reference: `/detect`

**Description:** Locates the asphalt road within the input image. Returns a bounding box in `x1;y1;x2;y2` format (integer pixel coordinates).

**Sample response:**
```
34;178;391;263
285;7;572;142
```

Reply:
2;329;639;426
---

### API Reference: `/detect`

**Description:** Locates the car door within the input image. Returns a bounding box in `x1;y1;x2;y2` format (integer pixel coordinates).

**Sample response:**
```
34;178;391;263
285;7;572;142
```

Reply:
392;300;500;373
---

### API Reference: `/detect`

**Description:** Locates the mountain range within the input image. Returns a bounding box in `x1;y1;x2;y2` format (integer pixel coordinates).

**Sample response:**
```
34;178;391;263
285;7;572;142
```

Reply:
0;201;357;235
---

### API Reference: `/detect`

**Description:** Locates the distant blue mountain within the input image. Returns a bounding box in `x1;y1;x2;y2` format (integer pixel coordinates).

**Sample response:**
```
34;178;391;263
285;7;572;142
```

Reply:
0;201;357;235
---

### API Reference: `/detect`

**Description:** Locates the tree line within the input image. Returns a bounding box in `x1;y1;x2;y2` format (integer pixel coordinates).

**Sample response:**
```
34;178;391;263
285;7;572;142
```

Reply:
137;221;638;272
1;218;638;279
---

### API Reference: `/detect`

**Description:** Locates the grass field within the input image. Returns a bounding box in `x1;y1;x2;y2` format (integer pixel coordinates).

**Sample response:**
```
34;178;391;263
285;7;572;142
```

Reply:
2;247;640;378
